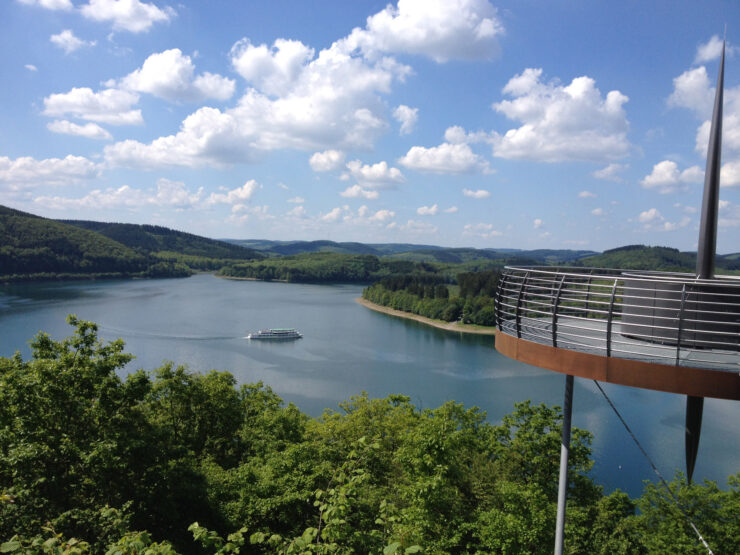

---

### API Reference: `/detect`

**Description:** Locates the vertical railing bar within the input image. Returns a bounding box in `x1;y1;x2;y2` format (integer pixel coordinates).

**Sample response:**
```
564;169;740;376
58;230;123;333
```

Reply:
552;275;566;348
605;279;618;357
585;270;593;316
675;284;688;367
495;273;508;330
515;271;530;339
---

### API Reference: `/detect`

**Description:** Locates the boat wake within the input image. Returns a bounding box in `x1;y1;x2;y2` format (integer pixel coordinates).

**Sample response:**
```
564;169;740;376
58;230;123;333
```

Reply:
99;324;241;341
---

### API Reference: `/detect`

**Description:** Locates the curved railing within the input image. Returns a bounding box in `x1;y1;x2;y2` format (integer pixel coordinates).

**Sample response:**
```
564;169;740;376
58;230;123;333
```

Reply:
495;266;740;372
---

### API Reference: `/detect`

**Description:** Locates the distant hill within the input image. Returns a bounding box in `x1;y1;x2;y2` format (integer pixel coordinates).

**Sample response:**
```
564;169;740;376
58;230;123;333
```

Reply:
64;220;263;260
223;238;595;264
7;205;736;283
577;245;740;272
0;206;264;281
0;205;150;279
505;249;596;265
223;239;446;257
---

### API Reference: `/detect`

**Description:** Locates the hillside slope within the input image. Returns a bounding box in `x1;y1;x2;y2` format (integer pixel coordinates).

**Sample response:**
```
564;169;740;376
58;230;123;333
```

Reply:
64;220;263;260
578;245;740;272
0;205;150;278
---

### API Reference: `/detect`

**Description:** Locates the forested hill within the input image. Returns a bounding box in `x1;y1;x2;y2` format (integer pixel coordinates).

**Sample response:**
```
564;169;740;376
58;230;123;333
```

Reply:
0;206;263;281
63;220;263;260
227;238;597;264
0;205;152;280
577;245;740;272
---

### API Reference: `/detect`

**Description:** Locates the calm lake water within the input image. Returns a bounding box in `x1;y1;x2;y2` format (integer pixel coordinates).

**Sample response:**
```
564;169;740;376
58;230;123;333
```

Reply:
1;273;737;498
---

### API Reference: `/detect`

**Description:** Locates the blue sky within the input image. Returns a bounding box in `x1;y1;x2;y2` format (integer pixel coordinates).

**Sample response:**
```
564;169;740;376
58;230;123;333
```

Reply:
2;0;739;252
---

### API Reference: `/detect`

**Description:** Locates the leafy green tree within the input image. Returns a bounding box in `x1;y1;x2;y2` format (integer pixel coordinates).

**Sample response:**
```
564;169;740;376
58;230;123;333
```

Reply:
632;473;740;554
491;401;600;505
0;317;212;551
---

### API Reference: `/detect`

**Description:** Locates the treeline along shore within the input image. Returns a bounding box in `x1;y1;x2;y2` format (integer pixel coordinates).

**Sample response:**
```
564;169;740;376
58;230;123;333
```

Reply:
361;270;500;329
355;296;496;335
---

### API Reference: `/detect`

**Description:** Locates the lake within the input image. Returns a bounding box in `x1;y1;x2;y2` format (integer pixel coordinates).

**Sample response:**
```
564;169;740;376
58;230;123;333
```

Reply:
1;273;737;498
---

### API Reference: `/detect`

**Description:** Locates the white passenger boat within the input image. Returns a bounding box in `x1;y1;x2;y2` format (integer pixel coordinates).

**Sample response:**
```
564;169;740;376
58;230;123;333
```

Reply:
247;328;302;340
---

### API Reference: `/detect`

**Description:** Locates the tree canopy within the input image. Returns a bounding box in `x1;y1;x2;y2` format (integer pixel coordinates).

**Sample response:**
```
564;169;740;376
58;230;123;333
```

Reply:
1;318;737;553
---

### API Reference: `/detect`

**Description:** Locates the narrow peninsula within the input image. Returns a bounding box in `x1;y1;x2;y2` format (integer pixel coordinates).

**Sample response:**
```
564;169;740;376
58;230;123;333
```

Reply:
356;297;496;336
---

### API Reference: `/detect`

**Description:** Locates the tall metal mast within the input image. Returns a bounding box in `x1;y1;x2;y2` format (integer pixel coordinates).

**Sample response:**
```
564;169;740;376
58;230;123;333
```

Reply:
687;40;725;484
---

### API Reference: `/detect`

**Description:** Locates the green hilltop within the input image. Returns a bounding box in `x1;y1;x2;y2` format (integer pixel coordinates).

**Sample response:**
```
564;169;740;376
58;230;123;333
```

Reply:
577;244;740;273
0;205;151;280
63;220;263;260
0;206;263;281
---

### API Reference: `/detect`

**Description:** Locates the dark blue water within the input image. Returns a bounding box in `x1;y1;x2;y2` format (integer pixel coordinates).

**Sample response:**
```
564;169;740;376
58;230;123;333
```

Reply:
1;274;737;497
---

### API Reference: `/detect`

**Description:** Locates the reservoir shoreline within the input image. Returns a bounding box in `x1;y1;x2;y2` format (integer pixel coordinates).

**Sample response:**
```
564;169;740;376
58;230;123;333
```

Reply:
356;297;496;336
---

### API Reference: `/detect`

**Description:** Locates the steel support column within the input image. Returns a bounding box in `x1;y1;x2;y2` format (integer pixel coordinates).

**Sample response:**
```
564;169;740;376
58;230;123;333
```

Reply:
554;374;574;555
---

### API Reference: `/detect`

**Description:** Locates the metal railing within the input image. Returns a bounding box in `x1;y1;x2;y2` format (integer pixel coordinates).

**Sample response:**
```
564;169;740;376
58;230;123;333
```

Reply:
495;267;740;372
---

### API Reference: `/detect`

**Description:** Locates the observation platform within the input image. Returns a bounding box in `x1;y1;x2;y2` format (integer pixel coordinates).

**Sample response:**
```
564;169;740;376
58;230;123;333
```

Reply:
494;266;740;401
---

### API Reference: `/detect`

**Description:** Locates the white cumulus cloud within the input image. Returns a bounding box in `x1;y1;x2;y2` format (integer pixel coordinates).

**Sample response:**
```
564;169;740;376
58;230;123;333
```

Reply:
591;207;604;216
34;179;203;210
400;219;437;234
104;106;255;168
104;33;411;169
393;104;418;135
366;208;395;222
43;87;142;125
50;29;96;54
399;142;489;174
416;204;438;216
0;155;99;188
120;49;235;102
342;0;504;63
340;185;379;199
695;35;726;64
47;119;112;140
668;66;714;118
287;196;305;203
309;150;345;172
25;64;38;71
206;180;260;205
286;205;306;218
721;160;740;187
578;190;596;198
444;125;492;145
346;159;405;186
638;208;663;224
462;188;490;199
321;207;345;222
662;217;691;231
18;0;72;10
230;38;315;96
592;163;627;182
640;160;703;193
463;222;502;238
80;0;174;33
153;178;203;207
533;218;543;229
668;60;740;187
491;68;630;162
35;185;147;210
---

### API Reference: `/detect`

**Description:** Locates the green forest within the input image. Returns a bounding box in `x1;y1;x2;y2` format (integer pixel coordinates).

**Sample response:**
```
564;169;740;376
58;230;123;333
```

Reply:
1;318;737;554
0;206;262;282
577;245;740;273
362;271;500;326
218;253;444;283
